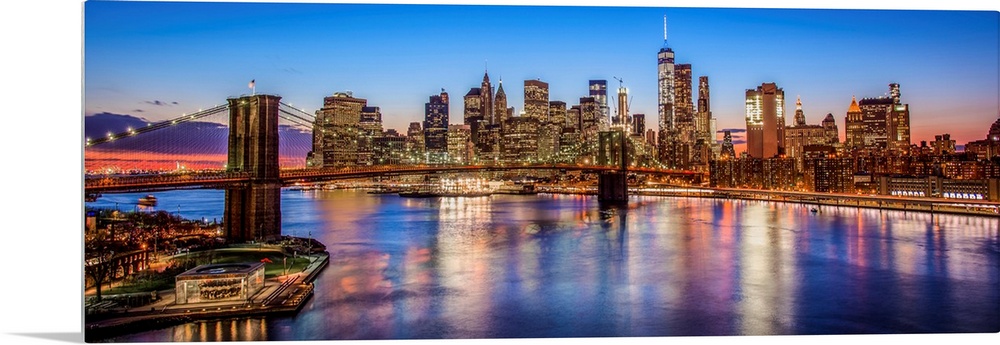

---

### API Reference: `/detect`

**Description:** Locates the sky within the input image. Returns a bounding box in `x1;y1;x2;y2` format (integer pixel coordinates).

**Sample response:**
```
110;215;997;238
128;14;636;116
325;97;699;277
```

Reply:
83;0;999;156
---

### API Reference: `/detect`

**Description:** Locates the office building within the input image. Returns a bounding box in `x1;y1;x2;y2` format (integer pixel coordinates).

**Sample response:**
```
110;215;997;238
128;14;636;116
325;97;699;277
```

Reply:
313;91;368;167
424;90;449;164
589;80;609;129
745;82;786;159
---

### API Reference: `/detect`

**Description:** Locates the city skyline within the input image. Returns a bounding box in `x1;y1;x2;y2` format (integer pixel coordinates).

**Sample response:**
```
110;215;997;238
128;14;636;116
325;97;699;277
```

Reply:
84;1;999;156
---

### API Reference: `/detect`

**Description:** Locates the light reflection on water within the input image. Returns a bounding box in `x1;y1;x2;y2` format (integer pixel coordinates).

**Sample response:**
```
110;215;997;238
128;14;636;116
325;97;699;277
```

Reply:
95;190;1000;342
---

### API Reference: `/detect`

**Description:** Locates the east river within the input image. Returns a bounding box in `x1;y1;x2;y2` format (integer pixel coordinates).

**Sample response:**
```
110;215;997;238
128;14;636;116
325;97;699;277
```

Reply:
88;189;1000;341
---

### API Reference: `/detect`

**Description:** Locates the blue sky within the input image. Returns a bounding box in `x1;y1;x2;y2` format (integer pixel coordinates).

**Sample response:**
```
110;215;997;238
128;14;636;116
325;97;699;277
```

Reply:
83;1;999;151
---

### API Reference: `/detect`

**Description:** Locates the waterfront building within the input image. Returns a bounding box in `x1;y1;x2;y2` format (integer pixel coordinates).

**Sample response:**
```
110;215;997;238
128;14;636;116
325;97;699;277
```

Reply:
447;124;473;164
502;116;539;163
879;176;1000;201
802;147;854;193
312;91;367;167
424;90;449;164
745;82;786;159
374;129;406;165
175;263;265;305
763;156;797;190
405;122;424;164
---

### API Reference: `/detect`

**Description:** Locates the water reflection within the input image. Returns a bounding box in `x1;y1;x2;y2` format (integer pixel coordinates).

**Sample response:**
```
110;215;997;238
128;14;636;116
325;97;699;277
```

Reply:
104;191;1000;341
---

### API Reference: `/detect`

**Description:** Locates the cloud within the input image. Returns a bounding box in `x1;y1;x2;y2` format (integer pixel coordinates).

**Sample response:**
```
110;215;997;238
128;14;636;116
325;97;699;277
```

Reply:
144;100;171;106
171;101;179;105
132;109;145;113
84;112;312;161
718;128;747;133
731;140;747;145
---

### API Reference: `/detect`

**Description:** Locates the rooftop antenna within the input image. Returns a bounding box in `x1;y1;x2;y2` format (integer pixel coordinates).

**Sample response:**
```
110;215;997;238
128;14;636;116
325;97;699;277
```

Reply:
663;15;668;43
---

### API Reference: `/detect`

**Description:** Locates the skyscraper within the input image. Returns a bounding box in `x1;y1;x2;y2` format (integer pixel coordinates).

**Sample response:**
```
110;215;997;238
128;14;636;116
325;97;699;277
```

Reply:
358;106;383;166
696;76;713;144
821;113;839;146
481;71;494;125
720;130;736;159
674;63;694;142
784;98;827;170
589;80;609;129
524;79;550;122
845;96;864;150
464;87;488;162
844;83;911;154
793;96;806;126
424;89;449;164
657;16;676;162
615;84;628;129
745;82;786;159
631;114;645;137
494;80;508;129
313;91;368;167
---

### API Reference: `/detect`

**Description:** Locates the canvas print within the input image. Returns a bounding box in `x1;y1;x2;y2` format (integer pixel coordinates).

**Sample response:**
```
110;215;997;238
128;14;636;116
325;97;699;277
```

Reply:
82;1;999;342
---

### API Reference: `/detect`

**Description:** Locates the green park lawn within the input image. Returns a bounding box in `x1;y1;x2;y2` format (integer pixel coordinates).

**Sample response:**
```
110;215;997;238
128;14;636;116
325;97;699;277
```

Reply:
98;247;313;296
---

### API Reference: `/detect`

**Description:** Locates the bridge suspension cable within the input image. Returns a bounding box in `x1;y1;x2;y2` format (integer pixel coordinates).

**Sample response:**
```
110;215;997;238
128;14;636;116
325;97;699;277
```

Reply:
278;108;315;129
85;104;229;147
278;102;316;121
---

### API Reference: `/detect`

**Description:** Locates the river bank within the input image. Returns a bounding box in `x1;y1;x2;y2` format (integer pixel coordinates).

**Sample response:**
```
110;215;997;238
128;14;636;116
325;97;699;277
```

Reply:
84;250;330;341
535;185;1000;217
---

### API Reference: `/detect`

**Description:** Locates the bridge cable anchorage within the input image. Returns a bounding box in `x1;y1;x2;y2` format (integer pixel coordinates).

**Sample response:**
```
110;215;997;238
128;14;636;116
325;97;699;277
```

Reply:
86;104;230;147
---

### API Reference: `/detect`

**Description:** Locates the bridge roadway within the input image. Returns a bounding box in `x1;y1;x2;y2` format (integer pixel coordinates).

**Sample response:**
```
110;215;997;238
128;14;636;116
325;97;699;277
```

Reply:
84;164;703;193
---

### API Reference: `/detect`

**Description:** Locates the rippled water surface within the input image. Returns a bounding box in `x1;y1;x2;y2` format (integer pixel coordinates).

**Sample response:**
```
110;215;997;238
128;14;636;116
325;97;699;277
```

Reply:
90;189;1000;341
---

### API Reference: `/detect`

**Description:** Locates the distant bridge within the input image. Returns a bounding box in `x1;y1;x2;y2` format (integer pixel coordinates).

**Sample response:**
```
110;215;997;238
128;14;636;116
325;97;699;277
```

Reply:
84;164;703;193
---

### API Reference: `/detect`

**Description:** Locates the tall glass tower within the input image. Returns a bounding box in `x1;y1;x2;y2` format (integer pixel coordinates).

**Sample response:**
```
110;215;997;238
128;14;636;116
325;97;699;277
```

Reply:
657;15;676;160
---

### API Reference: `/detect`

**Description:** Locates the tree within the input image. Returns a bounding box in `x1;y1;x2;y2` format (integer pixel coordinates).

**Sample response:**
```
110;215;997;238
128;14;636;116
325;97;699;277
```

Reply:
85;228;123;302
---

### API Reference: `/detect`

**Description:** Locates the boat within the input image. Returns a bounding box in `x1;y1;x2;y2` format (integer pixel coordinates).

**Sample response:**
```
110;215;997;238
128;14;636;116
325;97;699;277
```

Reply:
494;184;537;195
440;191;492;198
138;195;158;206
368;186;403;194
398;190;440;198
810;208;818;213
